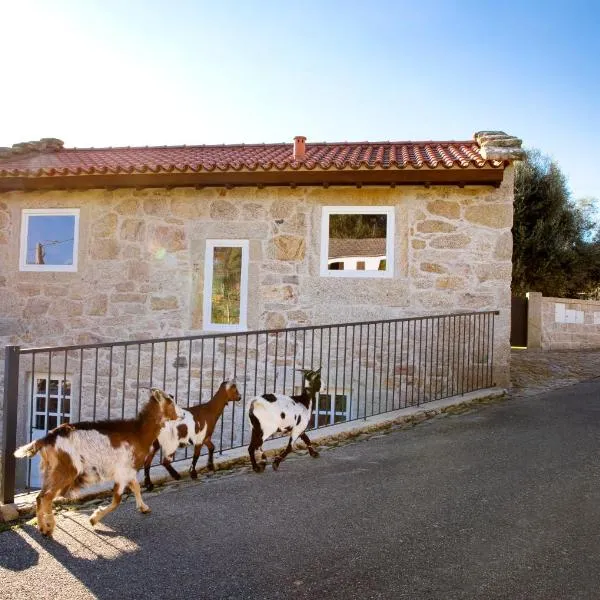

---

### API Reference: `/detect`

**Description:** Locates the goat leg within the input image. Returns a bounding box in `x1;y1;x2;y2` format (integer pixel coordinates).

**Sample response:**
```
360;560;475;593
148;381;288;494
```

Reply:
129;479;151;514
300;432;319;458
248;430;265;473
204;439;216;472
161;456;181;481
143;440;160;491
272;439;293;471
189;444;201;479
90;483;123;526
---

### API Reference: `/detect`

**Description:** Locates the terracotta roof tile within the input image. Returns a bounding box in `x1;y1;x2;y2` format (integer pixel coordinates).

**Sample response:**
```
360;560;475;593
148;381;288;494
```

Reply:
0;138;503;178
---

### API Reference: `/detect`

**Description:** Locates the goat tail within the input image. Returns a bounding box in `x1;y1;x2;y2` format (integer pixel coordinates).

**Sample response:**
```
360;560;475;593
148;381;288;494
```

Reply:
14;439;44;458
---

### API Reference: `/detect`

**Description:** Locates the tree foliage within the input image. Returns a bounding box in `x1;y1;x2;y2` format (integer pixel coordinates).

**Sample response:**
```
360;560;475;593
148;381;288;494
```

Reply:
512;150;600;298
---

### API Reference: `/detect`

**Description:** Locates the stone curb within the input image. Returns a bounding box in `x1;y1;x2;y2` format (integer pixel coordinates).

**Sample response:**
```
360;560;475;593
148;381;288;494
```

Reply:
2;387;507;524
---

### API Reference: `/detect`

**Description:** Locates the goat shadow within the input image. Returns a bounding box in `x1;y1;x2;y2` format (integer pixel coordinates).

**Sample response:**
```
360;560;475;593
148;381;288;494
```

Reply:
0;528;40;571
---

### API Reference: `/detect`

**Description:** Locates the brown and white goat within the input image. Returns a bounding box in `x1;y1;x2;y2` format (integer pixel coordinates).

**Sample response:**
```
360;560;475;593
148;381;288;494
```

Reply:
14;388;181;537
143;379;241;490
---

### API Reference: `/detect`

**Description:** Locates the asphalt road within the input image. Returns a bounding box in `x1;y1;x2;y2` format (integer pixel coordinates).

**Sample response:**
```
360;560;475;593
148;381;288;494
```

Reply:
1;379;600;600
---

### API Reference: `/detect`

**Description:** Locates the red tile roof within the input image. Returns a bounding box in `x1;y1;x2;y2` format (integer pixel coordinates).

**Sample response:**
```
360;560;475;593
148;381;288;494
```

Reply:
0;138;503;178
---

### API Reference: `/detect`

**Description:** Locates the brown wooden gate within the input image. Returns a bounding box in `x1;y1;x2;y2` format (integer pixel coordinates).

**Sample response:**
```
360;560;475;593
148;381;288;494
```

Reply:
511;296;528;347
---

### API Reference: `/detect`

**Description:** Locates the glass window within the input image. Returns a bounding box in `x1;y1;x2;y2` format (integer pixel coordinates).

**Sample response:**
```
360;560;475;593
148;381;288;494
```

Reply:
32;377;71;432
203;240;249;331
313;393;349;427
320;207;394;278
20;209;80;272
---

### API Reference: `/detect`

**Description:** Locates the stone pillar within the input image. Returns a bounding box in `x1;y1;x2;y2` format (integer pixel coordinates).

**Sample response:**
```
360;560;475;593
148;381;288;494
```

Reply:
526;292;543;350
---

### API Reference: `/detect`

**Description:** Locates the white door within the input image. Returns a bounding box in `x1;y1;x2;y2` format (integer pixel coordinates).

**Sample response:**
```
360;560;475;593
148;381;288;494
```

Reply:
29;377;72;488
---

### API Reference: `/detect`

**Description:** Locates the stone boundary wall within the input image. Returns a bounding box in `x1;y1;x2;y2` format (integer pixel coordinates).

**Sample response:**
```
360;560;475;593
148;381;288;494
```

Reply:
527;292;600;350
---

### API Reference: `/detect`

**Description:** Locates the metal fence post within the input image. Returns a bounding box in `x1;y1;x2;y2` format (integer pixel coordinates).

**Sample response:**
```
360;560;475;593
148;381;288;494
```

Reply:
1;346;20;505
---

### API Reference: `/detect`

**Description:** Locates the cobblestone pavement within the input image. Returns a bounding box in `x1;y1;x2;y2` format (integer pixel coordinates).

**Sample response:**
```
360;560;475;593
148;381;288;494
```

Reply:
509;348;600;397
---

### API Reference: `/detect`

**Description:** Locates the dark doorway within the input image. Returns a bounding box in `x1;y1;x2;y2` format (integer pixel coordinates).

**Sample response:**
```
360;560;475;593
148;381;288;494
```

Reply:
511;296;528;347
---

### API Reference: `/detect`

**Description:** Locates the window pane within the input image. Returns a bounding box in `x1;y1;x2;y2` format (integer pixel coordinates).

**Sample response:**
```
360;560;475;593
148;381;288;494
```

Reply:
35;415;45;430
211;247;242;325
26;215;75;266
47;416;57;430
328;213;387;272
62;398;71;414
36;379;46;394
36;397;45;412
49;379;59;395
334;395;347;412
49;397;58;413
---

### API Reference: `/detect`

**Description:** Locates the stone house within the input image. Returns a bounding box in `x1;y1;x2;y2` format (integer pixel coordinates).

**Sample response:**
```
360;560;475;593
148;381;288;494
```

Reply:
0;131;523;485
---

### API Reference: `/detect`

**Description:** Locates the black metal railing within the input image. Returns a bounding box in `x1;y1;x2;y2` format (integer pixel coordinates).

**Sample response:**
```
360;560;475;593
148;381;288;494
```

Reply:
1;310;498;503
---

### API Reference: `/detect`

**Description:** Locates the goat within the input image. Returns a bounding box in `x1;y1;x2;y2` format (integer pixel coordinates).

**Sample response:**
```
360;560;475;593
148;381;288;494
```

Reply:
248;368;321;473
13;388;181;537
143;379;241;490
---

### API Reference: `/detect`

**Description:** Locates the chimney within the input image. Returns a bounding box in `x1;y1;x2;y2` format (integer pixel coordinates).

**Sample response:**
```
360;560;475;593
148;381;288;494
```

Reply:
293;136;306;161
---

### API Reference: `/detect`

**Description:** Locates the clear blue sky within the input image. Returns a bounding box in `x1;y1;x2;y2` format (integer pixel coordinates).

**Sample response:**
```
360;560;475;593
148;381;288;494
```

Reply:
2;0;599;201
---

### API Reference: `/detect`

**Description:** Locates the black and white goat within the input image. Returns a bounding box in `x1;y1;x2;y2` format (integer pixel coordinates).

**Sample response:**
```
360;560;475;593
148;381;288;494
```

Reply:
248;368;321;472
143;379;241;490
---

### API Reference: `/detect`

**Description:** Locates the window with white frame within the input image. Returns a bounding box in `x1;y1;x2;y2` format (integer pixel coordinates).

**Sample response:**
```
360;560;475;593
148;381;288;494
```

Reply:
313;392;349;427
293;387;350;428
32;377;72;432
203;240;249;331
20;209;80;272
320;206;394;278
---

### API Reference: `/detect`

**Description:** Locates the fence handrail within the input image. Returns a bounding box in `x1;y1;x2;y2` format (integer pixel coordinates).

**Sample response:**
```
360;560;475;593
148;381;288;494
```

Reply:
16;310;500;355
2;309;499;505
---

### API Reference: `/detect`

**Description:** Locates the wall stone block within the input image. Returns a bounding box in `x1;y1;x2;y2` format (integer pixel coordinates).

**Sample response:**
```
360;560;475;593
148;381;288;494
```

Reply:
264;311;286;330
435;276;465;290
210;199;239;220
426;200;460;219
150;225;186;252
420;262;446;274
464;204;512;229
429;233;471;249
150;296;179;310
17;283;41;297
86;295;108;316
24;298;50;316
89;239;120;260
92;213;118;238
111;293;147;303
416;220;457;234
143;197;171;217
272;235;305;261
120;219;145;242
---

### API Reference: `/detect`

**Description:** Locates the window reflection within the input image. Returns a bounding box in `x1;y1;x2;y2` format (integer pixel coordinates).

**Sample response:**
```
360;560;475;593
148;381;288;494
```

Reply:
327;213;388;272
211;246;242;325
25;215;76;266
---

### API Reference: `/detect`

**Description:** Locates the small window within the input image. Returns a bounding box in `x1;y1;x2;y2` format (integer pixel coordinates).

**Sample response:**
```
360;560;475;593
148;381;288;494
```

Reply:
203;240;249;331
314;393;349;427
32;377;71;432
321;206;394;278
20;209;80;272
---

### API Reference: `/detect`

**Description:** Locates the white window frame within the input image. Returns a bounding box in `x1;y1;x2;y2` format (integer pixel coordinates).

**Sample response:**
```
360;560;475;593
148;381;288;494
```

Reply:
19;208;80;272
313;392;350;428
203;239;249;332
320;206;395;278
